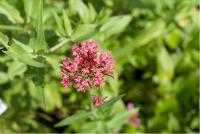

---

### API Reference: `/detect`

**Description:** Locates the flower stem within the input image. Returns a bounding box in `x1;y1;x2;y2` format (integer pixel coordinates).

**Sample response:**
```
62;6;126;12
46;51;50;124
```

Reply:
88;89;97;118
49;38;69;52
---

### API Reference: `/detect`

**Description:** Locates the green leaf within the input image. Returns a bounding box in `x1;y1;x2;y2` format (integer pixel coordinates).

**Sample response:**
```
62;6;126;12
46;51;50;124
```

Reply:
52;10;65;36
0;1;23;23
0;72;9;84
69;0;90;23
190;116;199;129
8;60;27;80
0;32;9;49
72;24;98;42
63;10;72;36
98;94;125;112
23;0;37;23
157;46;174;83
167;113;180;131
100;15;132;37
107;109;137;130
34;0;47;51
164;26;183;49
88;3;97;22
114;21;165;59
6;40;45;67
55;110;92;127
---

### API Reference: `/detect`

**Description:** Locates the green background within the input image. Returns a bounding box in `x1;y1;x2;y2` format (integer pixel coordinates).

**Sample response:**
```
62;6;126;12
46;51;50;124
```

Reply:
0;0;199;133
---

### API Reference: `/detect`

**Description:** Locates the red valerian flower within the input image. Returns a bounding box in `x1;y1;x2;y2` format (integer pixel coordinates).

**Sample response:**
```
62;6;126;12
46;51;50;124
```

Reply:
60;40;115;92
127;103;141;128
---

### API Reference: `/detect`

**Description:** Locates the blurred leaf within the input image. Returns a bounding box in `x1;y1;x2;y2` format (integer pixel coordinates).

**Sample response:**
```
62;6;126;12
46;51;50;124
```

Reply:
8;60;27;80
88;3;97;22
0;1;23;23
72;24;98;42
190;116;199;129
164;26;183;49
157;46;174;83
98;94;125;112
6;40;45;67
63;10;72;36
156;96;179;114
43;82;63;111
0;72;9;84
69;0;90;23
0;32;9;49
100;15;132;38
108;109;137;131
34;0;47;51
23;0;37;23
115;21;165;59
55;110;92;127
52;10;65;36
167;113;180;131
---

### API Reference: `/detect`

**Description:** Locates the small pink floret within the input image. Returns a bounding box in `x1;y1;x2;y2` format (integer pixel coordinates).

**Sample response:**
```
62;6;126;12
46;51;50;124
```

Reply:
92;95;107;106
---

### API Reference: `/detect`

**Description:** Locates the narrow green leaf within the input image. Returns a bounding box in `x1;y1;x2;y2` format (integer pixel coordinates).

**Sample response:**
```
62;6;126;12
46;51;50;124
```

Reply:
6;40;45;67
23;0;37;23
98;94;125;112
13;39;33;53
0;1;23;23
157;46;174;83
72;24;98;42
34;0;47;51
52;10;65;36
107;109;136;130
63;10;72;36
100;15;132;37
0;32;9;49
69;0;90;23
88;3;97;22
55;110;92;127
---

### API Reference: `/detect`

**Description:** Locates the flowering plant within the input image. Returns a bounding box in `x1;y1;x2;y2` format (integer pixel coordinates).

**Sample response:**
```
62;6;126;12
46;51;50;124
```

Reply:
60;40;115;106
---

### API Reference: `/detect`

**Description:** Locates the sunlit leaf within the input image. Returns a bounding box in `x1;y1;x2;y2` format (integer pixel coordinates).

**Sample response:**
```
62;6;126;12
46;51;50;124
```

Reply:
6;40;45;67
72;24;98;42
100;15;132;37
0;32;8;49
63;10;72;36
55;110;92;127
8;61;27;80
0;72;9;84
34;0;47;51
157;46;174;83
0;1;23;23
98;94;125;112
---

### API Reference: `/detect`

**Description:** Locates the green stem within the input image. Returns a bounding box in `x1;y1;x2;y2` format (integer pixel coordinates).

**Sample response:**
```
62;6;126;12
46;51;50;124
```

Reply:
0;25;26;32
88;89;98;118
49;38;69;52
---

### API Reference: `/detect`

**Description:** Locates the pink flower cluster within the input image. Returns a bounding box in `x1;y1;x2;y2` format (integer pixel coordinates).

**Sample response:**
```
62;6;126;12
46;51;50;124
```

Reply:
127;103;141;128
60;40;115;106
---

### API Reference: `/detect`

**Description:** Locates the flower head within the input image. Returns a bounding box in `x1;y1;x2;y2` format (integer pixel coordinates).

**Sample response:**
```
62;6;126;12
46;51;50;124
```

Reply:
127;102;141;128
60;40;115;92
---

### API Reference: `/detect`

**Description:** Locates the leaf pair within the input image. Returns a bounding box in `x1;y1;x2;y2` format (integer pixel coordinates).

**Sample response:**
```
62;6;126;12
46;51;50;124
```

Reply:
53;10;72;37
55;94;125;127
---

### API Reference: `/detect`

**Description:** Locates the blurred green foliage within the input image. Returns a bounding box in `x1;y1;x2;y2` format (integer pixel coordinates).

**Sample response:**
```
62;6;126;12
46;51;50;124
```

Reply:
0;0;199;133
